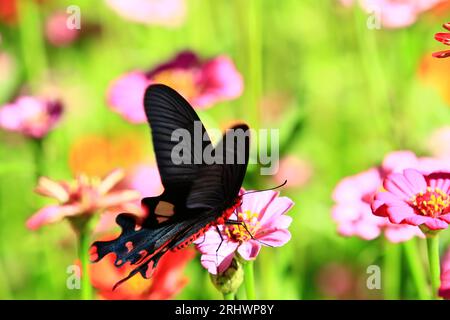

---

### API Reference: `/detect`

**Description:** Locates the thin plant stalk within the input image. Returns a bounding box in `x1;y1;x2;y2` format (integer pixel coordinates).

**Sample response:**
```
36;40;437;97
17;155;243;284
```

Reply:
403;239;430;300
243;261;256;300
426;235;440;300
78;223;94;300
223;293;235;300
383;240;401;300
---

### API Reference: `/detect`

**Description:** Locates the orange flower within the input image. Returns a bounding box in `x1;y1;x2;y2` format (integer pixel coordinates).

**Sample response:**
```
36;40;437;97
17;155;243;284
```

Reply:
419;54;450;105
69;134;146;177
90;241;195;300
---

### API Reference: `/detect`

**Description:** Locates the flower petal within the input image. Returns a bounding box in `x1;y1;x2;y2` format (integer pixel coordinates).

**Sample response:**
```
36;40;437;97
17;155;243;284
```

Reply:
26;205;80;230
256;228;291;247
35;176;70;202
258;196;294;227
237;241;261;260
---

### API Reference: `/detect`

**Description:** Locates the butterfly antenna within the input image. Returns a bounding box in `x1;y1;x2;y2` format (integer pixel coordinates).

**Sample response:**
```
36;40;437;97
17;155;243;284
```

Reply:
225;219;274;248
242;180;287;196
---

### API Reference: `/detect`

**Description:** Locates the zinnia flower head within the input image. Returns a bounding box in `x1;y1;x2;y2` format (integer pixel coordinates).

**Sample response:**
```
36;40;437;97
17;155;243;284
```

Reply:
332;151;450;242
105;0;187;27
372;169;450;232
439;247;450;299
0;96;63;139
90;240;194;299
26;169;140;230
107;51;243;123
433;22;450;58
195;189;293;275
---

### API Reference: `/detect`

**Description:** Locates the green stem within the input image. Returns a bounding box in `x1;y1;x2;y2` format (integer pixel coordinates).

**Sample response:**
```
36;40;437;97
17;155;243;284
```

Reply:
223;293;235;300
18;0;48;91
243;261;256;300
78;225;93;300
426;235;440;299
403;239;430;300
383;240;401;300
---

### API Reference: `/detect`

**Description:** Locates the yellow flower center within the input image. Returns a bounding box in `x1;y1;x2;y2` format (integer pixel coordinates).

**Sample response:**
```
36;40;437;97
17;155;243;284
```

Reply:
224;210;260;242
410;187;450;218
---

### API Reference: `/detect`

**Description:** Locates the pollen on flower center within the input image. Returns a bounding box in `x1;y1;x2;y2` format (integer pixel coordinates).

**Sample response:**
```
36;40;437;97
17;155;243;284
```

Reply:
224;210;260;242
410;187;450;218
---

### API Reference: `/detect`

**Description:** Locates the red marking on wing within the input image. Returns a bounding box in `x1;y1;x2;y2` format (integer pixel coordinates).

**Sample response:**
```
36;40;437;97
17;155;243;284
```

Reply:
172;197;241;251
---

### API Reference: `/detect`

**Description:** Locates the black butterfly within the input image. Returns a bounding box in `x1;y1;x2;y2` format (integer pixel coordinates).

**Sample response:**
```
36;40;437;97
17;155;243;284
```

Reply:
91;84;250;288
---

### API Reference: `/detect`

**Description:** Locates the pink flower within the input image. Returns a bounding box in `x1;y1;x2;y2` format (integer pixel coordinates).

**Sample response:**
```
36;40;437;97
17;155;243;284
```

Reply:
428;126;450;161
439;247;450;299
128;164;163;198
433;22;450;58
341;0;445;28
0;96;63;139
26;169;140;230
372;169;450;231
195;189;293;275
274;155;313;188
45;11;80;47
107;51;243;123
331;151;450;242
105;0;186;27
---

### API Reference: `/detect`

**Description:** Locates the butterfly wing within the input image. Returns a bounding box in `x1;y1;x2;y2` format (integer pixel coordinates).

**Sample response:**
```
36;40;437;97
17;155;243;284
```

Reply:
186;124;250;211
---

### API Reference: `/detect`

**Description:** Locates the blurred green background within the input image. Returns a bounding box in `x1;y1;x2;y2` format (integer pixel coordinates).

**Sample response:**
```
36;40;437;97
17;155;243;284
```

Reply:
0;0;449;299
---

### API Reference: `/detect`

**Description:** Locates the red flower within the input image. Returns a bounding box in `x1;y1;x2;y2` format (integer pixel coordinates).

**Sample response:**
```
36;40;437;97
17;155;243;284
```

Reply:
433;22;450;58
90;240;195;300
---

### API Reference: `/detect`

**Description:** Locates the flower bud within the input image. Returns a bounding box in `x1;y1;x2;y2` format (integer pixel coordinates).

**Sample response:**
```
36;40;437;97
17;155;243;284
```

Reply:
210;257;243;295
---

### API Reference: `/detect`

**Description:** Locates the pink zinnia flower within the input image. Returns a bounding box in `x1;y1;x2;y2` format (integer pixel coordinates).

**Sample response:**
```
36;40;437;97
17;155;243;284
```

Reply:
372;169;450;231
433;22;450;58
439;247;450;299
0;96;63;139
105;0;186;27
195;189;293;275
45;11;80;47
107;51;243;123
332;151;450;242
341;0;445;29
27;169;140;230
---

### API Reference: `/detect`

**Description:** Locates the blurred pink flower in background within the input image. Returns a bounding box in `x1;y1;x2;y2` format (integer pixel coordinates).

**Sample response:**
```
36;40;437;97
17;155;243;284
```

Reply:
27;169;140;230
428;126;450;161
0;96;63;139
195;189;293;274
127;164;163;197
274;155;313;188
332;150;450;242
340;0;446;28
105;0;186;27
439;247;450;299
45;11;80;47
107;51;243;123
433;22;450;58
372;169;450;231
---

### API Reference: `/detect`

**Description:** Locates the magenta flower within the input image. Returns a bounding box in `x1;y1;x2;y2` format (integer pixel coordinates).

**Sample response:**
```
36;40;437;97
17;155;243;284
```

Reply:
439;247;450;299
105;0;186;27
195;189;293;275
107;51;243;123
372;169;450;231
332;151;450;242
340;0;445;29
0;96;63;139
433;22;450;58
27;169;140;230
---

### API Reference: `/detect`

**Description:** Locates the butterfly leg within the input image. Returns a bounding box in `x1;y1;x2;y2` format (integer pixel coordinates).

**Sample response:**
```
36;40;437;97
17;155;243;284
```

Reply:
225;219;273;248
215;225;224;266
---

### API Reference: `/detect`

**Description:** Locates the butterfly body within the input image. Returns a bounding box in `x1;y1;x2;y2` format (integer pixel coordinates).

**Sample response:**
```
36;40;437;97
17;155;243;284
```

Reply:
91;84;249;286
